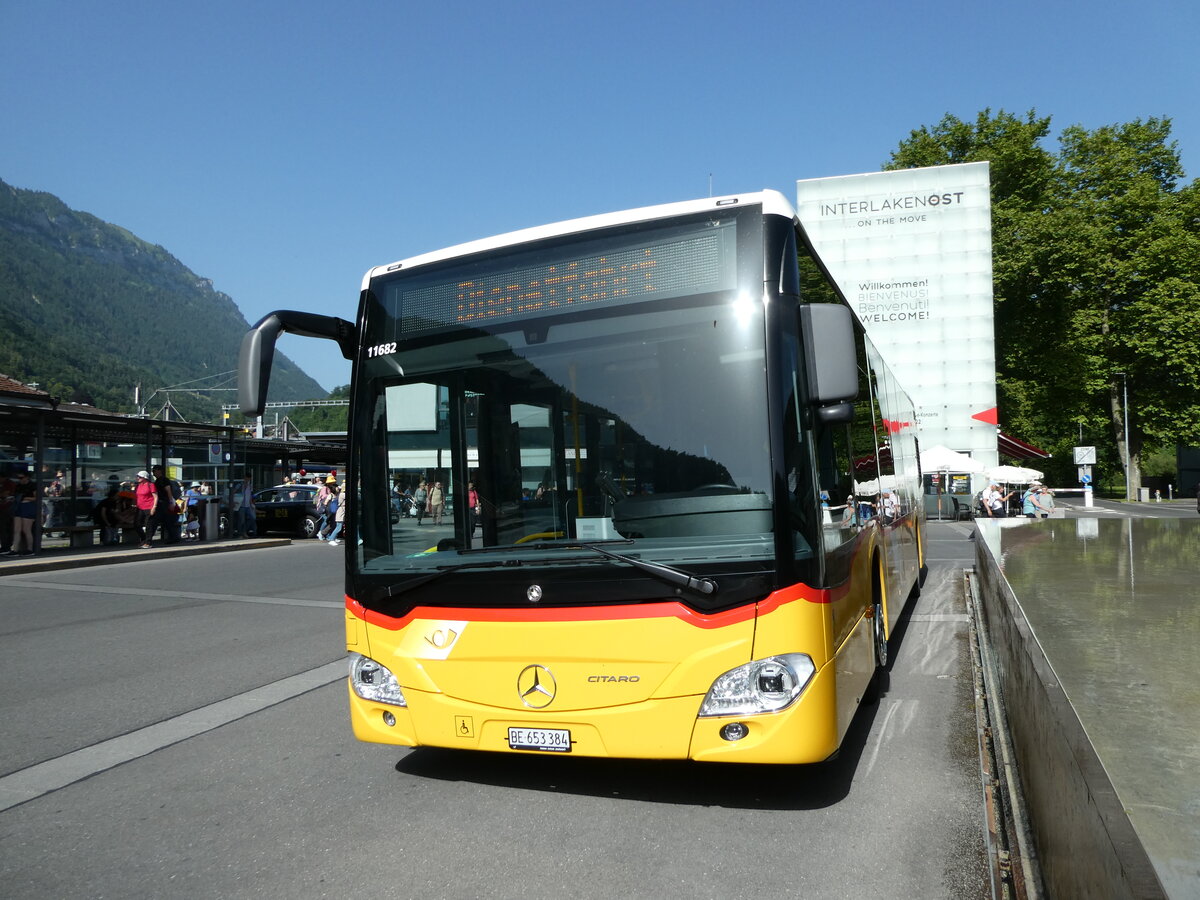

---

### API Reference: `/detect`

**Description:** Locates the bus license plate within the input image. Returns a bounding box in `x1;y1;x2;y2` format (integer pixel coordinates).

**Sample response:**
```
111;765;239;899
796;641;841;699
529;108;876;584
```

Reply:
508;727;571;752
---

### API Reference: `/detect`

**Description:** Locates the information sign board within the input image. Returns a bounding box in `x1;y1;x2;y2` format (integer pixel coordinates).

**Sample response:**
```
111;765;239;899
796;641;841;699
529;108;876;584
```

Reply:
797;162;996;468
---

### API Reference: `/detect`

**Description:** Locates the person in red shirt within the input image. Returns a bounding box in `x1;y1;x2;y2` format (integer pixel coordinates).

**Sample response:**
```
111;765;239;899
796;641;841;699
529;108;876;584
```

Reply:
467;482;481;535
134;470;157;548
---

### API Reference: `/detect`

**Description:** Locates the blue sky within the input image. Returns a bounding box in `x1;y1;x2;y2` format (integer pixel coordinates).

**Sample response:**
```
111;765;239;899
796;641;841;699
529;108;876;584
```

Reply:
3;0;1197;392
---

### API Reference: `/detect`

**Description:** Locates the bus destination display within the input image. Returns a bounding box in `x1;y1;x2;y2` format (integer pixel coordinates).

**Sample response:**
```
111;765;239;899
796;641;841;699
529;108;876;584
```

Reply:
387;222;736;334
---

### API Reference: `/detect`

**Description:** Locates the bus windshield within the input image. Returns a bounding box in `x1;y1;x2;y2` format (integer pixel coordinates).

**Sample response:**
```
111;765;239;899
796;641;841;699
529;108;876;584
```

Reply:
353;212;782;576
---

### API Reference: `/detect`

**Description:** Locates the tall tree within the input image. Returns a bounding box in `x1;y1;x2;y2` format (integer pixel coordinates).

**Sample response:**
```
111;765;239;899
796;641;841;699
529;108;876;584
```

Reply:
886;111;1200;495
1053;118;1200;494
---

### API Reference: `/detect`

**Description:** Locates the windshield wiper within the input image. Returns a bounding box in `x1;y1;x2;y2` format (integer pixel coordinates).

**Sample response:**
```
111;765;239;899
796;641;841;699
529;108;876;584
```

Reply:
380;541;717;601
562;542;718;596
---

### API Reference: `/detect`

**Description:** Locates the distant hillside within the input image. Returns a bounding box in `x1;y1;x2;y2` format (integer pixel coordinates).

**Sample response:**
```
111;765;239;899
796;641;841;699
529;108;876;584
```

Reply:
0;177;326;421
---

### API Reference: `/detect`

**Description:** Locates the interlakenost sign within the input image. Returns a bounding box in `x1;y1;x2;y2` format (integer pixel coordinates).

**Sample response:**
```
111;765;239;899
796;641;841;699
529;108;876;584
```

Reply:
796;162;997;468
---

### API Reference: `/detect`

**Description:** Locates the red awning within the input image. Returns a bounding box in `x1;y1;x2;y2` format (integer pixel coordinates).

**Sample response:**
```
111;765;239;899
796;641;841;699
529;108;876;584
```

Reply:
998;430;1050;460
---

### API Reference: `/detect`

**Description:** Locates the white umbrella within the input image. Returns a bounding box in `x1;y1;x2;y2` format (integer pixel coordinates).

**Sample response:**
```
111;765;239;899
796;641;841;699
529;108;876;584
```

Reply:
921;445;985;473
986;464;1043;483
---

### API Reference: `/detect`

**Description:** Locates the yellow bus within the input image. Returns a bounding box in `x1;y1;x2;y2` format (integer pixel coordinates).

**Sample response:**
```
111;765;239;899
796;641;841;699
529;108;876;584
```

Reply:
240;190;924;763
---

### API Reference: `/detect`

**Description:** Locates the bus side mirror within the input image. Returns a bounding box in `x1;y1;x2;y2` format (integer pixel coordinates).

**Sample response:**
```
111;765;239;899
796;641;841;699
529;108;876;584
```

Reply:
238;316;282;417
238;310;359;416
799;304;858;411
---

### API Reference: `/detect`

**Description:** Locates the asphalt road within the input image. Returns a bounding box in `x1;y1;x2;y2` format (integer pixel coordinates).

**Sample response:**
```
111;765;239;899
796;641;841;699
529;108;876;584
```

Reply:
0;528;990;899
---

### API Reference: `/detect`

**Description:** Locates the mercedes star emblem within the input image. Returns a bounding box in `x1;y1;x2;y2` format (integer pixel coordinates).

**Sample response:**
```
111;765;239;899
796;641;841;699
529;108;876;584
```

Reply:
517;664;557;709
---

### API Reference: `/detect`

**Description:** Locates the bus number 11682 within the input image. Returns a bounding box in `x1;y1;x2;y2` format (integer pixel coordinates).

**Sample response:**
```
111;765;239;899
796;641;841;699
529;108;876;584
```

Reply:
366;342;397;358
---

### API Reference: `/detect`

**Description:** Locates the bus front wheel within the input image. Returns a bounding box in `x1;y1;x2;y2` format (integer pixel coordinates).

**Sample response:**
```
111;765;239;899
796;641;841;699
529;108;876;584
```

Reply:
873;597;889;671
865;579;889;704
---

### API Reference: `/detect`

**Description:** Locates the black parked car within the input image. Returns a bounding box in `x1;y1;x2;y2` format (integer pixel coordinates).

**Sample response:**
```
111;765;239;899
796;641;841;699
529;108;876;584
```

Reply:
252;483;399;537
253;484;321;538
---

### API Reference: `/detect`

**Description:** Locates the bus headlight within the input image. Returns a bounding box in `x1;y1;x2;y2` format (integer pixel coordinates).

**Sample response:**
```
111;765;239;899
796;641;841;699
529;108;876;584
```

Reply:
349;653;407;707
697;653;815;717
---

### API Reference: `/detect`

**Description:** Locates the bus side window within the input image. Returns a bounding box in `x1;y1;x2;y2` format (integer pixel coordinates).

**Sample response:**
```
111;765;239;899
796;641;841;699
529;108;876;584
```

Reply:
814;420;856;588
815;424;855;531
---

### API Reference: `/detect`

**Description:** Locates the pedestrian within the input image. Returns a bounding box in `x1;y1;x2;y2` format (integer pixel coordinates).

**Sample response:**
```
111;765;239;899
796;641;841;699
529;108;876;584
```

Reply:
327;486;347;546
150;465;180;544
186;481;204;506
841;492;857;527
134;470;156;548
981;483;1012;518
233;473;256;538
467;481;480;534
92;486;122;545
414;480;428;526
42;469;67;533
319;484;339;541
0;481;13;554
1021;482;1042;518
428;481;445;526
184;481;204;540
315;476;335;538
9;471;38;556
1034;487;1055;518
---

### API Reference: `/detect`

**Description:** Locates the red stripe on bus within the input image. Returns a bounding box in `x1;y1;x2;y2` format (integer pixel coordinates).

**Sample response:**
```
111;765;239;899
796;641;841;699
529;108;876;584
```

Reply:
346;581;831;631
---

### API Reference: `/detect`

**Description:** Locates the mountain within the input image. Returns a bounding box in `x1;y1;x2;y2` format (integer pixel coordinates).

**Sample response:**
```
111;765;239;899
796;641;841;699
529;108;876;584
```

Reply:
0;177;326;422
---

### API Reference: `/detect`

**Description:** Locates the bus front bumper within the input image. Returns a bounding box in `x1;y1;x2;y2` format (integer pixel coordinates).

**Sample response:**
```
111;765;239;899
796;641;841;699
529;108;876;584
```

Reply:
347;659;841;764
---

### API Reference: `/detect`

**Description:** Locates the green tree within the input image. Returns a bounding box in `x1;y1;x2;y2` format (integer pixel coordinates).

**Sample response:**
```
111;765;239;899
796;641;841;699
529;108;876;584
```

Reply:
1053;118;1200;493
886;111;1200;495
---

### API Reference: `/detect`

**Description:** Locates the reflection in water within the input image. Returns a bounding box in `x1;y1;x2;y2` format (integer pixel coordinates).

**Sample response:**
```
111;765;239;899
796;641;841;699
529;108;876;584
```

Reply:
981;518;1200;895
